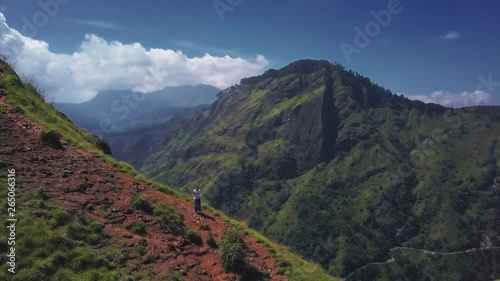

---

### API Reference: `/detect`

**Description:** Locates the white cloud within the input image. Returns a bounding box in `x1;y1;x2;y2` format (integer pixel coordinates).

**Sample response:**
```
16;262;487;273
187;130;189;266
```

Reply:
0;13;268;102
404;90;492;108
70;19;119;29
169;39;239;57
444;31;460;40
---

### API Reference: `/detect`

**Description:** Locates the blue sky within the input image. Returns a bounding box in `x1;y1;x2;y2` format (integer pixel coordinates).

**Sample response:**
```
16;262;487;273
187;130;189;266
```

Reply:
0;0;499;105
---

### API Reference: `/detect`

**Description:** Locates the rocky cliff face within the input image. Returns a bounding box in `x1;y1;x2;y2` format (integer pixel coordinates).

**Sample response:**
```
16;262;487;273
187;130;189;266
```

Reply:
139;59;500;278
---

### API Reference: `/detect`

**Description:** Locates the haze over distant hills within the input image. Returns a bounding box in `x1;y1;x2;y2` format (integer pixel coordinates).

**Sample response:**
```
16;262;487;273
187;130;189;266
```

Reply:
55;84;221;134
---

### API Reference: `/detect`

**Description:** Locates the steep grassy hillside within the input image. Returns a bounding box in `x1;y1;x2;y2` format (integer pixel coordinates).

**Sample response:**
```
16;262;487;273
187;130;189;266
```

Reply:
141;59;500;279
0;58;336;280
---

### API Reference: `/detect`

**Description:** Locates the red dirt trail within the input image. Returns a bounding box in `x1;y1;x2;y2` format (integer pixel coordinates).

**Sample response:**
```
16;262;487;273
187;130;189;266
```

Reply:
0;96;287;281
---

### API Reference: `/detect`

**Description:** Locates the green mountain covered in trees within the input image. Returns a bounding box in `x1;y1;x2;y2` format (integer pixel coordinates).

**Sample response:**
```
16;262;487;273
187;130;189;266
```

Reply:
138;60;500;279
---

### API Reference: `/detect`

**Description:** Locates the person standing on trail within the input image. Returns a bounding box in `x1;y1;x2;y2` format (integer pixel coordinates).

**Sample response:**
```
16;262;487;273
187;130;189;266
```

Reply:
193;186;201;213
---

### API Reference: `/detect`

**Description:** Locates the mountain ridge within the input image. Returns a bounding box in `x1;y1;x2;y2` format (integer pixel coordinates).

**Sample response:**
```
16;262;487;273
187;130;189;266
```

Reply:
136;59;500;279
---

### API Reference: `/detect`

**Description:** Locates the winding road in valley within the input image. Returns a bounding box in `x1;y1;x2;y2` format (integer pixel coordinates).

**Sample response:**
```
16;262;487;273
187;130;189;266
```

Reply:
345;246;500;280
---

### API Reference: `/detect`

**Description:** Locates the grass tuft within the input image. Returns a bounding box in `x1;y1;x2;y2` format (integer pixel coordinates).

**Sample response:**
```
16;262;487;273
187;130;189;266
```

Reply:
127;221;147;235
186;228;203;246
130;195;154;214
40;129;63;149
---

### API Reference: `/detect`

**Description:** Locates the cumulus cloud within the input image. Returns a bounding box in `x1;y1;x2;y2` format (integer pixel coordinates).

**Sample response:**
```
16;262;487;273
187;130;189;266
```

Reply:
405;90;492;108
444;31;460;40
0;12;268;102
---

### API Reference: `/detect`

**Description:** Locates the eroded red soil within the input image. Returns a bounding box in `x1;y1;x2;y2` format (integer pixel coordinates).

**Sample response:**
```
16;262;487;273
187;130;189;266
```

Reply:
0;97;287;281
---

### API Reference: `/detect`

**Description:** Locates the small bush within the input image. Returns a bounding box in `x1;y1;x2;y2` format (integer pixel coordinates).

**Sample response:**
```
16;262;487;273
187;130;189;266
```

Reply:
279;260;292;268
220;241;247;270
135;244;146;256
128;221;146;235
88;220;104;234
200;224;211;231
220;227;245;245
219;228;247;270
186;228;203;245
41;129;63;149
207;233;218;249
89;135;112;156
50;209;72;227
74;210;87;225
239;264;270;281
37;187;49;200
130;196;153;214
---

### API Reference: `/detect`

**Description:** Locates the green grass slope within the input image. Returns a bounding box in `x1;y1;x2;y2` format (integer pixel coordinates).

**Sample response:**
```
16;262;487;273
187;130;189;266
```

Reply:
0;175;129;281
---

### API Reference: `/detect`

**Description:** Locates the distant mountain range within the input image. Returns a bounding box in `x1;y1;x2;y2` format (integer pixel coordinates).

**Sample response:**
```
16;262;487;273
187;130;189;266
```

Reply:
55;84;221;134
